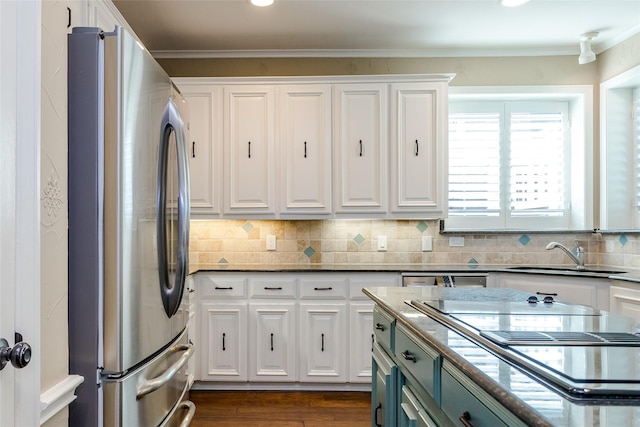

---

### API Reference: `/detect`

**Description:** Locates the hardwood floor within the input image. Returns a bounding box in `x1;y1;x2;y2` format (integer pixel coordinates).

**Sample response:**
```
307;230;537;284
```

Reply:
189;390;372;427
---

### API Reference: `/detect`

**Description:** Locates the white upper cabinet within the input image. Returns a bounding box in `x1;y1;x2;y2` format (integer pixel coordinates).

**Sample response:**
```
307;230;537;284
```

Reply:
181;85;221;215
224;86;276;216
333;83;388;214
174;74;453;219
279;85;332;215
390;81;449;217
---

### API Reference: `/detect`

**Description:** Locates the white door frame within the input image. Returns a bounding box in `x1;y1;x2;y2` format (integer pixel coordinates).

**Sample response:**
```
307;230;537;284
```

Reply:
0;1;41;425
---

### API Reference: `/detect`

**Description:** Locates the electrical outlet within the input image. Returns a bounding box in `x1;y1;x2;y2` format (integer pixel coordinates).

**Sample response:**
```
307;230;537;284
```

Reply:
266;235;277;251
449;236;465;247
377;235;387;251
421;236;433;251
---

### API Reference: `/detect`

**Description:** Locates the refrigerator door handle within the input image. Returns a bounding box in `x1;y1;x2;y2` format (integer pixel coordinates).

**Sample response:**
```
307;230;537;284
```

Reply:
160;400;196;427
136;343;194;399
157;98;191;317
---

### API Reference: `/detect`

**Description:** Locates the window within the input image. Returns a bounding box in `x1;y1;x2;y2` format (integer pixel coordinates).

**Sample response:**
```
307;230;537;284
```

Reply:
600;66;640;230
445;87;593;231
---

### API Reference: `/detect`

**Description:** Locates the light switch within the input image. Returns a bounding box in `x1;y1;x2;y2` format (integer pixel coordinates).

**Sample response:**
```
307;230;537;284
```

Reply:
266;235;277;251
422;236;433;251
377;236;387;251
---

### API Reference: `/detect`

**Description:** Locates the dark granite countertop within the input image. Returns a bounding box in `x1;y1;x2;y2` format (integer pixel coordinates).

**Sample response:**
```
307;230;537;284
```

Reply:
192;263;640;283
363;286;640;427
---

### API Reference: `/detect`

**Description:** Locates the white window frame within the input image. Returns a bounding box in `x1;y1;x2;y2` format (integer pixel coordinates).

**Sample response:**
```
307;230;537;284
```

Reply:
446;86;594;232
600;65;640;231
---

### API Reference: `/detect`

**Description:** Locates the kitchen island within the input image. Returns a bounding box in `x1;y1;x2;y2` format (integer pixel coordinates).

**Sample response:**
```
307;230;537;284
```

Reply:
364;286;640;427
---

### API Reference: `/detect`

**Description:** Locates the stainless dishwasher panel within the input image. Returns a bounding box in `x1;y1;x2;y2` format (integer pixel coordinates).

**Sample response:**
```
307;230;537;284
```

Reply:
402;274;487;287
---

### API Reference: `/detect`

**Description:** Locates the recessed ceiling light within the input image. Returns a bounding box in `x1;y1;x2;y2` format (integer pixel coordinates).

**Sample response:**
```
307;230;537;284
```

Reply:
500;0;530;7
251;0;274;6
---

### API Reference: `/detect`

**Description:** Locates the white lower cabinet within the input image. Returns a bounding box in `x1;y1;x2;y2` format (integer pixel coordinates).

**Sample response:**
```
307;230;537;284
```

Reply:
195;271;400;387
250;303;297;381
299;303;348;382
610;284;640;322
350;304;374;383
495;272;609;310
200;302;248;381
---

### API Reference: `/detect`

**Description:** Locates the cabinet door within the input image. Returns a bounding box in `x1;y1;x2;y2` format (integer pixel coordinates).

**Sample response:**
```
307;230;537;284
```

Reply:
372;344;397;427
249;303;297;381
181;86;221;215
610;286;640;322
350;303;374;383
280;85;332;215
200;302;247;381
333;83;388;214
223;85;276;215
299;303;348;382
390;82;448;217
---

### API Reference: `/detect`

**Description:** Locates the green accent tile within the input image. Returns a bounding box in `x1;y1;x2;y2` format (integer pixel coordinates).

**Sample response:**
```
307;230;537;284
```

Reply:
416;221;428;233
353;234;366;246
518;235;531;246
218;258;228;264
620;235;629;246
242;222;254;233
304;247;316;258
468;258;479;265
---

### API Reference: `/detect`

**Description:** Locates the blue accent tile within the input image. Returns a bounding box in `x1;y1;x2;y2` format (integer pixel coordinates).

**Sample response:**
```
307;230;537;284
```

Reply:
242;222;254;233
620;235;629;247
353;234;366;246
416;221;428;233
468;258;479;265
304;247;316;258
518;235;530;246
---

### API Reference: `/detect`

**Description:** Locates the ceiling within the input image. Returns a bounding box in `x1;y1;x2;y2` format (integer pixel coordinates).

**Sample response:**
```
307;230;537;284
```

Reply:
112;0;640;58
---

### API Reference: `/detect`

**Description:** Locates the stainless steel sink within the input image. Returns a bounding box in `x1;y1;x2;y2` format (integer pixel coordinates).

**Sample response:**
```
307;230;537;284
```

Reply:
507;266;626;275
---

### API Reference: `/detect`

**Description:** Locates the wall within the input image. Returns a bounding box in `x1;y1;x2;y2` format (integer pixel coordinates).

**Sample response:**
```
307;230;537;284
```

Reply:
41;2;69;426
177;34;640;273
189;219;640;271
159;55;598;86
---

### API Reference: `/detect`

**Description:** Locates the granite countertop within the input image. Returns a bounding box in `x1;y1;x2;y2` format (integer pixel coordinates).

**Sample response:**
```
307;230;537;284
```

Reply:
192;263;640;283
363;286;640;427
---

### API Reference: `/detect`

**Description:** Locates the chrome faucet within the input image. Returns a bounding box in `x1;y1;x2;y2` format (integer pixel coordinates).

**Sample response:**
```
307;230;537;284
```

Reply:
545;242;585;270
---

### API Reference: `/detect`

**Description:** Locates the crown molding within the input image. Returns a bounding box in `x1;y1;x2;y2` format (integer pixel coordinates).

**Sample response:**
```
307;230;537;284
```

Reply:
151;46;579;59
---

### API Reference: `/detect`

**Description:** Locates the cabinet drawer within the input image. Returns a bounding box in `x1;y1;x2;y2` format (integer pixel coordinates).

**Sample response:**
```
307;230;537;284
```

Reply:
299;277;347;299
441;362;525;427
249;276;297;299
373;306;394;352
400;386;438;427
199;275;247;298
395;325;439;399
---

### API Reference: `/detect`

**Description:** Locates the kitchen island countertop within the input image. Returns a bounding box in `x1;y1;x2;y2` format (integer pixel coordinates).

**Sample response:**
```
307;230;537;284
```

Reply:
364;286;640;427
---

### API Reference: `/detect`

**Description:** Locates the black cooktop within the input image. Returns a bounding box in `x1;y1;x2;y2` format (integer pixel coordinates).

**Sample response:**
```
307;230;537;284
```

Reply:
409;296;640;401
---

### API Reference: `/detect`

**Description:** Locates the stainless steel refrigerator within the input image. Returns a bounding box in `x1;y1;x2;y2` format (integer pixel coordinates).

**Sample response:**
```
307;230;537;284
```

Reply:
68;26;194;426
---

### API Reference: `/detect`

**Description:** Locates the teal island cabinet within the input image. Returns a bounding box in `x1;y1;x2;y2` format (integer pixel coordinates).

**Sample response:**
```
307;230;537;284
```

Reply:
365;286;640;427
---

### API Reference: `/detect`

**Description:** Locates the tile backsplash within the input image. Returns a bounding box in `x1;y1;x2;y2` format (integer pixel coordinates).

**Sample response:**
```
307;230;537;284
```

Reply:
189;219;640;270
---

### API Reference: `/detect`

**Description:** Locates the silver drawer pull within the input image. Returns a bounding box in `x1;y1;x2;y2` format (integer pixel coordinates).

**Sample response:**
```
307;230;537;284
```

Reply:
400;350;417;363
374;323;385;331
459;411;475;427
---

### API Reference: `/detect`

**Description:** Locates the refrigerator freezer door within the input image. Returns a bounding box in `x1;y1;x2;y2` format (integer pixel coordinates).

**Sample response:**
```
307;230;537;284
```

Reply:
103;328;193;427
